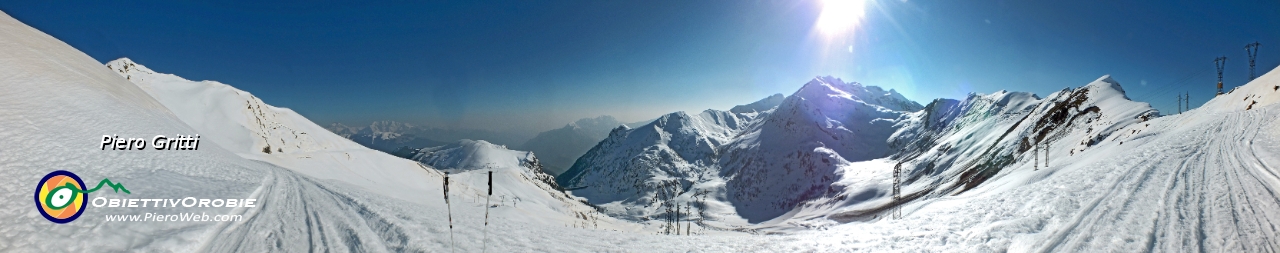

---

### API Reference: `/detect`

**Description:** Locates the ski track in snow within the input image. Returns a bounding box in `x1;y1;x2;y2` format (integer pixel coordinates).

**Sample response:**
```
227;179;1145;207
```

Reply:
1036;108;1280;252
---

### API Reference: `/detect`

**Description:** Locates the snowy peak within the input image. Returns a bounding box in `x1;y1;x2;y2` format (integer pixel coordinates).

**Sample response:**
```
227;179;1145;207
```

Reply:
730;93;785;114
326;122;362;137
105;57;156;75
409;139;533;173
1083;74;1129;100
365;120;415;135
792;76;924;112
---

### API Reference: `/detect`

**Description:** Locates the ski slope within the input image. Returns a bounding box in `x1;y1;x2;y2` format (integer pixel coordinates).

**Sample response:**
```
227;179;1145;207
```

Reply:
3;7;1280;251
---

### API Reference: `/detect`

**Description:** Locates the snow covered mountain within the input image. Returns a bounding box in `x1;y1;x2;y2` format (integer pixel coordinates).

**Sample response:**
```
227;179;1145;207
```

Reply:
890;76;1159;195
518;115;628;175
721;78;923;222
559;77;923;228
772;75;1163;229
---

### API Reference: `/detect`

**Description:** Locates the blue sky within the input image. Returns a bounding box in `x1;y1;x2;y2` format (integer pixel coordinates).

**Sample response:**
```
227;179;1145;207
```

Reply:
3;0;1277;133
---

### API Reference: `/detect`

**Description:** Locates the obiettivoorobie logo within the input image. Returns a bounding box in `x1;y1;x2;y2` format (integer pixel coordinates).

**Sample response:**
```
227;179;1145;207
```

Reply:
34;170;130;223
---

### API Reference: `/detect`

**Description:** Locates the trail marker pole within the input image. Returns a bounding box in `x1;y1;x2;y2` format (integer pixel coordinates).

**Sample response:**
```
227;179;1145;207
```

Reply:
444;173;455;253
892;162;902;219
483;171;492;253
1044;143;1049;168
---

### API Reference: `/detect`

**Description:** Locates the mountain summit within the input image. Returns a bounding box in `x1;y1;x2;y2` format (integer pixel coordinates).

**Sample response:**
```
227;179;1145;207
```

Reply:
559;77;923;226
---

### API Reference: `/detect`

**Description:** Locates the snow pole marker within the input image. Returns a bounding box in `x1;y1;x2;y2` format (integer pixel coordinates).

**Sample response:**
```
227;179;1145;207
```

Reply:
444;172;455;253
685;204;690;236
672;199;678;235
482;171;492;253
893;162;902;219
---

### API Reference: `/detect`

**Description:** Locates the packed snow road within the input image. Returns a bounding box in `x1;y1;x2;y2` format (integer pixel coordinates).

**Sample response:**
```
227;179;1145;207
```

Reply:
1035;107;1280;252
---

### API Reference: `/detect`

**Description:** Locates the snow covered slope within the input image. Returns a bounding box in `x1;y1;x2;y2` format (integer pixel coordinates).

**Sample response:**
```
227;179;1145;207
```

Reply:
0;10;341;251
560;77;923;229
1204;65;1280;112
401;139;605;227
107;56;621;231
105;58;438;202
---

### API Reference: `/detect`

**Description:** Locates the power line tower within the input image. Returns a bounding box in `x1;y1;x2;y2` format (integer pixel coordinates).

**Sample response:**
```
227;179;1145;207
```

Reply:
892;162;902;219
1215;56;1228;95
1186;92;1190;111
1177;94;1182;113
1246;42;1261;81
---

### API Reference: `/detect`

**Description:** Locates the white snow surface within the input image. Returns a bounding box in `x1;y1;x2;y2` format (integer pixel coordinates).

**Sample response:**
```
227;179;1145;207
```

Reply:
2;9;1280;252
103;56;640;246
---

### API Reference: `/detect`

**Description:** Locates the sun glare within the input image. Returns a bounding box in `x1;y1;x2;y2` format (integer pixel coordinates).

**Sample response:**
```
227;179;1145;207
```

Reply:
816;0;869;37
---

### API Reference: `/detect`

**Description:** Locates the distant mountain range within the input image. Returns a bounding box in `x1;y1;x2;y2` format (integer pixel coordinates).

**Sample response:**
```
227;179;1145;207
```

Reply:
324;121;535;154
327;115;651;176
516;115;656;175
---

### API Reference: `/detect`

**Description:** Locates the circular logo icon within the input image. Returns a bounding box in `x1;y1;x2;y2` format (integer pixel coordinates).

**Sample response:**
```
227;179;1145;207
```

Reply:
35;170;87;223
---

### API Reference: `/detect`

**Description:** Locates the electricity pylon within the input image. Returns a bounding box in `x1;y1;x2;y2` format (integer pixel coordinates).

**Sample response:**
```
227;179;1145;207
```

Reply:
1246;42;1261;81
1215;56;1228;95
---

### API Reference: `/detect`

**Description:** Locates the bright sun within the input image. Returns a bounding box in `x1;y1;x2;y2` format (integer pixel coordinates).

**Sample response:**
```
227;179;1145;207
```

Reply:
815;0;869;36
